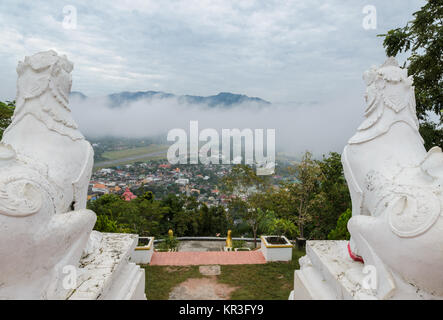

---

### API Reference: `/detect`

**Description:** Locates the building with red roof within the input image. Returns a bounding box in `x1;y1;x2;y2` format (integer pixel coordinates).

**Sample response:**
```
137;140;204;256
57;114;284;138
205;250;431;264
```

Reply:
122;188;137;201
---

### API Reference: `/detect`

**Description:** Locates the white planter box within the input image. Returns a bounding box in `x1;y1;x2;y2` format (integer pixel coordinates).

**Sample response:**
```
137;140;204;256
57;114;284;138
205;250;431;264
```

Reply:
260;236;293;262
130;237;154;264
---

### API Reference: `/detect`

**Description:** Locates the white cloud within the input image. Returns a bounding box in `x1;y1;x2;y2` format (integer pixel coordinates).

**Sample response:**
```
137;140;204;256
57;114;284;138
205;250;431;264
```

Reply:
0;0;427;154
70;93;363;157
0;0;425;100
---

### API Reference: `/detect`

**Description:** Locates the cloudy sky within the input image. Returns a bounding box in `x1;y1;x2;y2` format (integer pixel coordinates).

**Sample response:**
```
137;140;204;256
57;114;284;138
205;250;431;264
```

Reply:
0;1;426;155
0;0;423;102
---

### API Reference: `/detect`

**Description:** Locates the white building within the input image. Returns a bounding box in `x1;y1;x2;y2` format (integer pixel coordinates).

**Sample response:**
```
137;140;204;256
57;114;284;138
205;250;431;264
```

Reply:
175;178;189;186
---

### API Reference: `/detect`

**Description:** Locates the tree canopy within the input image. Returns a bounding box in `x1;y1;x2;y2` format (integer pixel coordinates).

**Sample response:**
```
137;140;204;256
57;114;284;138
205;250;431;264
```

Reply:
379;0;442;149
0;101;15;140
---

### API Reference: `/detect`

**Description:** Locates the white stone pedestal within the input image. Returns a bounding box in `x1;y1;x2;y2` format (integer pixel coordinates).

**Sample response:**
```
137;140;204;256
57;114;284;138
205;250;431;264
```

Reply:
260;236;293;262
69;233;146;300
290;240;371;300
290;240;441;300
131;237;155;265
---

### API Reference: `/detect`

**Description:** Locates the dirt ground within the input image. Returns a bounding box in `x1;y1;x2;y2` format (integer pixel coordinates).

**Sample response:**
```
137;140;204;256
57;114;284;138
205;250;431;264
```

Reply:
169;277;238;300
168;265;237;300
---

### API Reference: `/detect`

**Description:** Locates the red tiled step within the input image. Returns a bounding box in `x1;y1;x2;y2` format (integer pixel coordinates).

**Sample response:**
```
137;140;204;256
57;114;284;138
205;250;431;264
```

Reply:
150;250;266;266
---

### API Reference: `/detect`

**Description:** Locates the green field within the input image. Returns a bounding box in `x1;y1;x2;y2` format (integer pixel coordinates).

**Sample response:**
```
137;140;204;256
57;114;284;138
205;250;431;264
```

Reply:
93;143;300;168
94;144;170;168
144;265;204;300
143;248;305;300
102;144;170;160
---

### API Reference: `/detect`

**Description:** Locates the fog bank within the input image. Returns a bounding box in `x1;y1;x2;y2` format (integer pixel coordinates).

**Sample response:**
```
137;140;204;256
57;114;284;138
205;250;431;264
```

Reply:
70;93;364;157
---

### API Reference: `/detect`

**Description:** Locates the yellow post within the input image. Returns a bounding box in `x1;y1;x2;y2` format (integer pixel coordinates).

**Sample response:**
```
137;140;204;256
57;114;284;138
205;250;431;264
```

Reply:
168;229;173;238
226;230;232;248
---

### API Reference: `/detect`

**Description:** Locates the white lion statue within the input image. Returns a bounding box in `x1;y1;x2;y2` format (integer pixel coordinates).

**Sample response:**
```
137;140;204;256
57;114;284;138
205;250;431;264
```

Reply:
342;57;443;299
0;51;96;299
